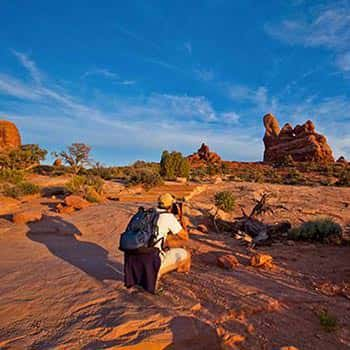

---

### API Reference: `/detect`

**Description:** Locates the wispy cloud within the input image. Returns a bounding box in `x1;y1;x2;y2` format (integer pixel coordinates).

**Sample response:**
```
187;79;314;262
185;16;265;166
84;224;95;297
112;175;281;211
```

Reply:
0;52;251;163
265;1;350;72
115;23;162;51
0;74;41;100
82;68;119;80
194;67;215;81
336;52;350;71
12;50;43;83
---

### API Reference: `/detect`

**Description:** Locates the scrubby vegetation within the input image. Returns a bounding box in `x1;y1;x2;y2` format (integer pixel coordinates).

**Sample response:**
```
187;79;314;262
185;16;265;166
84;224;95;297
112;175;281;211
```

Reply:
319;310;338;332
214;191;235;213
160;151;190;180
0;168;40;198
2;182;41;199
66;175;104;202
0;144;47;170
127;168;163;189
53;143;91;174
288;217;342;243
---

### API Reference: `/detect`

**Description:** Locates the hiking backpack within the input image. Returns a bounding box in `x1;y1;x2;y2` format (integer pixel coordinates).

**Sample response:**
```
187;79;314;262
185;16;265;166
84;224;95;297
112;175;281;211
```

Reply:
119;207;162;254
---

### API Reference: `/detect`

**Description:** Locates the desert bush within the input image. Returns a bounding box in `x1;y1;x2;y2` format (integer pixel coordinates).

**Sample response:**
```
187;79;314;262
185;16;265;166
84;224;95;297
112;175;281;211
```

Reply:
33;165;69;177
66;175;104;202
53;143;91;174
214;191;235;213
283;169;305;185
273;155;295;168
88;162;117;180
160;151;190;180
127;169;163;189
0;169;24;184
336;168;350;186
319;310;338;332
0;144;47;170
288;217;342;243
206;164;221;176
2;181;40;198
238;169;265;183
190;167;207;181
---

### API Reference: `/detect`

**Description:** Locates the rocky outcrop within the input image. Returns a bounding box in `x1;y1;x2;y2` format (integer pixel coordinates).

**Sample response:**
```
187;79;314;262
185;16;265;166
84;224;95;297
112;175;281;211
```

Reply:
188;143;222;166
217;254;240;270
12;209;42;225
263;114;334;163
53;158;62;167
0;120;21;150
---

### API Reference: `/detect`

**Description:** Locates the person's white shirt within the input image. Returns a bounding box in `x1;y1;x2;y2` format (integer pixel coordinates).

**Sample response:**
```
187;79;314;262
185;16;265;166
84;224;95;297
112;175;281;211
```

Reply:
154;208;182;252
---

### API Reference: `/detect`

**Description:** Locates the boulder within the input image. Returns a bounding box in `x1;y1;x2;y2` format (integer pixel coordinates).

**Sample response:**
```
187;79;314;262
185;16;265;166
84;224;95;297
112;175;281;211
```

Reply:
56;203;76;215
0;120;21;150
217;254;240;270
64;195;90;210
12;209;42;224
263;114;334;163
250;253;273;268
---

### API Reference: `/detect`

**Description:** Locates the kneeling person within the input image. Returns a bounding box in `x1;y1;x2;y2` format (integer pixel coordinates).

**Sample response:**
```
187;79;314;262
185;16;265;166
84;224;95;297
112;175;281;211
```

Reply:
121;193;190;293
155;193;191;279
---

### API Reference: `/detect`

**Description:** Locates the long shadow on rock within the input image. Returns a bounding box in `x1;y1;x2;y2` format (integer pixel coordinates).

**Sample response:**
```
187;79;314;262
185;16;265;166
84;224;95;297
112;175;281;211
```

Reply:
26;215;123;282
164;316;221;350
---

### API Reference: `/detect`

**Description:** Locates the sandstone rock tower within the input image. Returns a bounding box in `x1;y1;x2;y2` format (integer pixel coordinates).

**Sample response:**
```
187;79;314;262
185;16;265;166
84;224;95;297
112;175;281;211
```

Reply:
188;143;222;166
263;113;334;163
0;120;22;150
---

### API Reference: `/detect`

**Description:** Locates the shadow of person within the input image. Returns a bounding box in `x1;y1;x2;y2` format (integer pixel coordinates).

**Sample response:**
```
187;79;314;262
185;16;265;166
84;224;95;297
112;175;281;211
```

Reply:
26;215;123;282
164;316;221;350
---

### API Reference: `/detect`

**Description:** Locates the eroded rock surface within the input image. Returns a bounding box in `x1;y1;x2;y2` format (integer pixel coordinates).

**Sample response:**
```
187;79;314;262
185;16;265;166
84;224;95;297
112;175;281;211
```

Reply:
263;114;334;163
0;120;21;150
188;143;222;166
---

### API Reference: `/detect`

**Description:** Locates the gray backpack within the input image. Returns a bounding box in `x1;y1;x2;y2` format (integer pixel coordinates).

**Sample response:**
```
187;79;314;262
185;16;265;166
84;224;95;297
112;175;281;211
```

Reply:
119;207;163;254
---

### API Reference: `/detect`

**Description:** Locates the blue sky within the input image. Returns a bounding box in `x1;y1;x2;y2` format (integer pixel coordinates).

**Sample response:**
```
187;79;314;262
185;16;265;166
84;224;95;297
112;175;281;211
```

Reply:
0;0;349;165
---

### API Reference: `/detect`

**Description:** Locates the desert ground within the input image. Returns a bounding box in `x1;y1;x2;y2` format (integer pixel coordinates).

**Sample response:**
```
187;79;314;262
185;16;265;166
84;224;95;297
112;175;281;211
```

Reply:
0;179;349;350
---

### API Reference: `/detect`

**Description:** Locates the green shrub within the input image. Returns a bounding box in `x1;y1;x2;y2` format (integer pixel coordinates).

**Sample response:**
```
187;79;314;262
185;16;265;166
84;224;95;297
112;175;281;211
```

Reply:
3;181;40;198
319;310;338;332
289;217;342;242
127;169;163;189
160;151;190;180
283;169;305;185
0;169;24;184
273;155;295;168
0;144;47;170
336;168;350;186
214;191;235;212
66;175;104;198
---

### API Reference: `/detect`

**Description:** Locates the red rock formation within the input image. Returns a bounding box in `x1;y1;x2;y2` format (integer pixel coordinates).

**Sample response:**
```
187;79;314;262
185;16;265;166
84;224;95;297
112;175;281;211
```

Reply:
0;120;21;150
53;158;62;167
263;114;334;163
188;143;222;166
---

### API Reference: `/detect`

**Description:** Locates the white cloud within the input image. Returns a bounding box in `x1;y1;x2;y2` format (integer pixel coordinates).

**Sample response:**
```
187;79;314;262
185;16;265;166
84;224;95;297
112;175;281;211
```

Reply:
82;68;118;79
0;74;41;100
265;1;350;72
0;53;253;163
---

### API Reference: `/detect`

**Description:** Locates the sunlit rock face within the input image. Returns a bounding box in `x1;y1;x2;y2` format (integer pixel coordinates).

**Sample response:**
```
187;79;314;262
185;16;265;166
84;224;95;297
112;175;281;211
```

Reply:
0;120;22;150
263;113;334;163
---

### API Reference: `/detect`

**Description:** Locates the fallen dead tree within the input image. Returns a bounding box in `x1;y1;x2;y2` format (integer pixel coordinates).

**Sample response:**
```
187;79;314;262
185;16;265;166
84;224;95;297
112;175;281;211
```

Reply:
232;193;291;245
